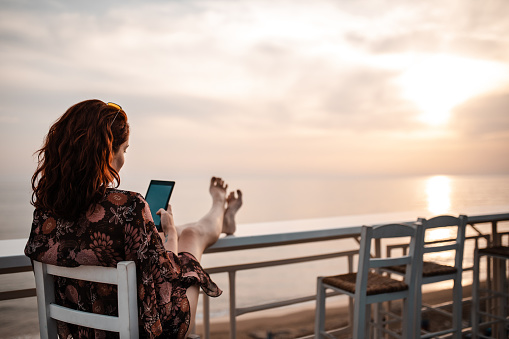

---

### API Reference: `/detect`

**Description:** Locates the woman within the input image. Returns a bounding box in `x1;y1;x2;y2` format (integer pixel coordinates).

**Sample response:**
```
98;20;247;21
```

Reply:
25;99;242;338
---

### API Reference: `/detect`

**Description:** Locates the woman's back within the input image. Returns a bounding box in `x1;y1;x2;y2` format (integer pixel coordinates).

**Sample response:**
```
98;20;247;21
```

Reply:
26;188;220;338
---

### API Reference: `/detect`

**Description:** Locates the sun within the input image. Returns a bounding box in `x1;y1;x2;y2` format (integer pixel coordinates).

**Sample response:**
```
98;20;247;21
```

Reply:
397;54;508;126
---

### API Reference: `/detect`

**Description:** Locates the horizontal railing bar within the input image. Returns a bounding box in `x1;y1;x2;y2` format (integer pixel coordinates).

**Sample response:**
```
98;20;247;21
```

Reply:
387;234;489;253
467;213;509;224
237;295;317;316
0;288;36;301
206;250;359;274
206;227;364;253
0;266;34;275
236;290;343;316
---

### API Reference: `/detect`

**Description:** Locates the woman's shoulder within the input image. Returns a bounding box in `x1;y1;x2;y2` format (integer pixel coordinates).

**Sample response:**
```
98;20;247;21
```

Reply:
105;188;147;205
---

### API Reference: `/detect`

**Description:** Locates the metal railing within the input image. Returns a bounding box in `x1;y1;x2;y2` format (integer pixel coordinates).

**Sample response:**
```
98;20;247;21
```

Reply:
203;249;360;339
198;213;509;339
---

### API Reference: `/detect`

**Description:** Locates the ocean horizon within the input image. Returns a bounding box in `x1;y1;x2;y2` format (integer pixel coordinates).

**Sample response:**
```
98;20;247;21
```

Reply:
2;173;509;240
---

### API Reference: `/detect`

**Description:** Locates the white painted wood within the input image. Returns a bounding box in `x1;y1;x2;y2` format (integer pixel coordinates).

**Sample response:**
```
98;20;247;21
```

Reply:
314;277;327;338
316;223;424;339
33;261;57;339
33;260;138;339
49;304;120;331
384;215;467;338
415;215;467;339
46;263;118;284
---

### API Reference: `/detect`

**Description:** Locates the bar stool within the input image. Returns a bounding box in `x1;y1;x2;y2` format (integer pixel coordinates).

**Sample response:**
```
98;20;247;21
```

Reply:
383;215;467;338
315;223;424;339
471;245;509;339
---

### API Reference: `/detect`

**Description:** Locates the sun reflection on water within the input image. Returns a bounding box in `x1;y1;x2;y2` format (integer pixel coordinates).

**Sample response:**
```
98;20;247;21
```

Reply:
426;175;451;215
424;176;456;267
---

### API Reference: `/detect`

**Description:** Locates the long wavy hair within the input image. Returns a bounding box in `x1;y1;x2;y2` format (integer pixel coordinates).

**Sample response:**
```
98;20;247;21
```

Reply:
31;99;130;219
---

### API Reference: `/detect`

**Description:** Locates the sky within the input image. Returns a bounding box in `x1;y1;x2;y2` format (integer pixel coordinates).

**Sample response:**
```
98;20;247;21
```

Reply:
1;0;509;184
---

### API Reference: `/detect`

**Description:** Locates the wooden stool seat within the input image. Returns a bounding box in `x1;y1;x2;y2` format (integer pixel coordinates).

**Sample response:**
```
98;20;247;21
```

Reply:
388;261;457;277
323;272;408;295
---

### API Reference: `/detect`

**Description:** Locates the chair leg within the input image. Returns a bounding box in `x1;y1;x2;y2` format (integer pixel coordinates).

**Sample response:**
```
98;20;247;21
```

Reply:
471;250;481;339
348;296;354;332
353;299;368;339
315;277;326;339
373;302;382;339
495;258;508;339
414;285;423;339
452;276;463;339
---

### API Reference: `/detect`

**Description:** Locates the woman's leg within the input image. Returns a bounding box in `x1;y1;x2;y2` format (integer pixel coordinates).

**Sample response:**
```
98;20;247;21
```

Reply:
178;177;226;337
177;177;242;337
177;177;227;261
222;190;242;235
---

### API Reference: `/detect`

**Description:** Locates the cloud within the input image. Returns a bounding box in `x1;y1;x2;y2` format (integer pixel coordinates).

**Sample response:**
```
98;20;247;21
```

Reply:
1;0;509;177
453;90;509;137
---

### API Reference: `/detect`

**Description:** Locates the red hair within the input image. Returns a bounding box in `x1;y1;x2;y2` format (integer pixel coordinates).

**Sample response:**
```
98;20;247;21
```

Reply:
31;99;130;219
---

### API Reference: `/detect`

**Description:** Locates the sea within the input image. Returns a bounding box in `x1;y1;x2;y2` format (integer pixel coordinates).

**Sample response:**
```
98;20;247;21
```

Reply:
1;174;508;330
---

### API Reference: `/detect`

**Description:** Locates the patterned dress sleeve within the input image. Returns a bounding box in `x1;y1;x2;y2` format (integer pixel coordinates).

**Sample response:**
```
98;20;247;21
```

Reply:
124;192;188;338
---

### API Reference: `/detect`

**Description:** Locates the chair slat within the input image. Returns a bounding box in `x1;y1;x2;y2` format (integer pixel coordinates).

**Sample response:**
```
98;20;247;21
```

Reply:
372;223;416;239
49;304;120;332
423;243;457;254
370;256;410;268
46;264;118;284
422;215;461;229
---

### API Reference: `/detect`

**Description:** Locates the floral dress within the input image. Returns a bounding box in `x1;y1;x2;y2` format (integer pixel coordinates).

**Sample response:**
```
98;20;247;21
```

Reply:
25;188;222;339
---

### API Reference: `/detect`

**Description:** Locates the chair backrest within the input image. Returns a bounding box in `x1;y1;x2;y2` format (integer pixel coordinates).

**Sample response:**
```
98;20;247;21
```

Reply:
356;223;424;294
419;215;467;274
353;223;424;338
33;260;138;339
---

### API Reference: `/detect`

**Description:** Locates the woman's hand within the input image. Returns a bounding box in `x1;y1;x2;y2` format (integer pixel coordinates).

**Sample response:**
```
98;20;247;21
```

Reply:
157;204;178;254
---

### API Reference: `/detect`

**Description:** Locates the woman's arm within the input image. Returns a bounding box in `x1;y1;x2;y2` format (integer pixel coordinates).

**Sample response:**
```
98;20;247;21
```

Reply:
157;205;178;254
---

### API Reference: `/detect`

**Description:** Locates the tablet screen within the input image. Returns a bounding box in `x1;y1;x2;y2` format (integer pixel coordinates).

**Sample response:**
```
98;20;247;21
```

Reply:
145;180;175;231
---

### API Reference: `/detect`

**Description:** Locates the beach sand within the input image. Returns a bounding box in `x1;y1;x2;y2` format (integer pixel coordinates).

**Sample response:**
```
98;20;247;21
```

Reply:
0;286;474;339
194;285;474;339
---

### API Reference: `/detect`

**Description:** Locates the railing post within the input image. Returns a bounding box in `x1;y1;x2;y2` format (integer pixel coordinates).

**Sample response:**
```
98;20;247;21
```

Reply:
203;295;210;339
490;220;504;338
348;254;354;332
229;271;237;339
491;221;500;246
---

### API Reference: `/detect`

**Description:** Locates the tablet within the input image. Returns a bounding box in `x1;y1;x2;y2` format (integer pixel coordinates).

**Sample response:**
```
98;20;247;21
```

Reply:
145;180;175;231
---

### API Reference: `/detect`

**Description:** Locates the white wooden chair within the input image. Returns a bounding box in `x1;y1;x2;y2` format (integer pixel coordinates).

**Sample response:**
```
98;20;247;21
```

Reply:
383;215;467;338
315;223;424;339
33;260;139;339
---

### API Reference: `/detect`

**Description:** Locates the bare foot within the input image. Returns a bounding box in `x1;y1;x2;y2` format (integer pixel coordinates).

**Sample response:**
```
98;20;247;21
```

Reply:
210;177;227;206
223;190;242;235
